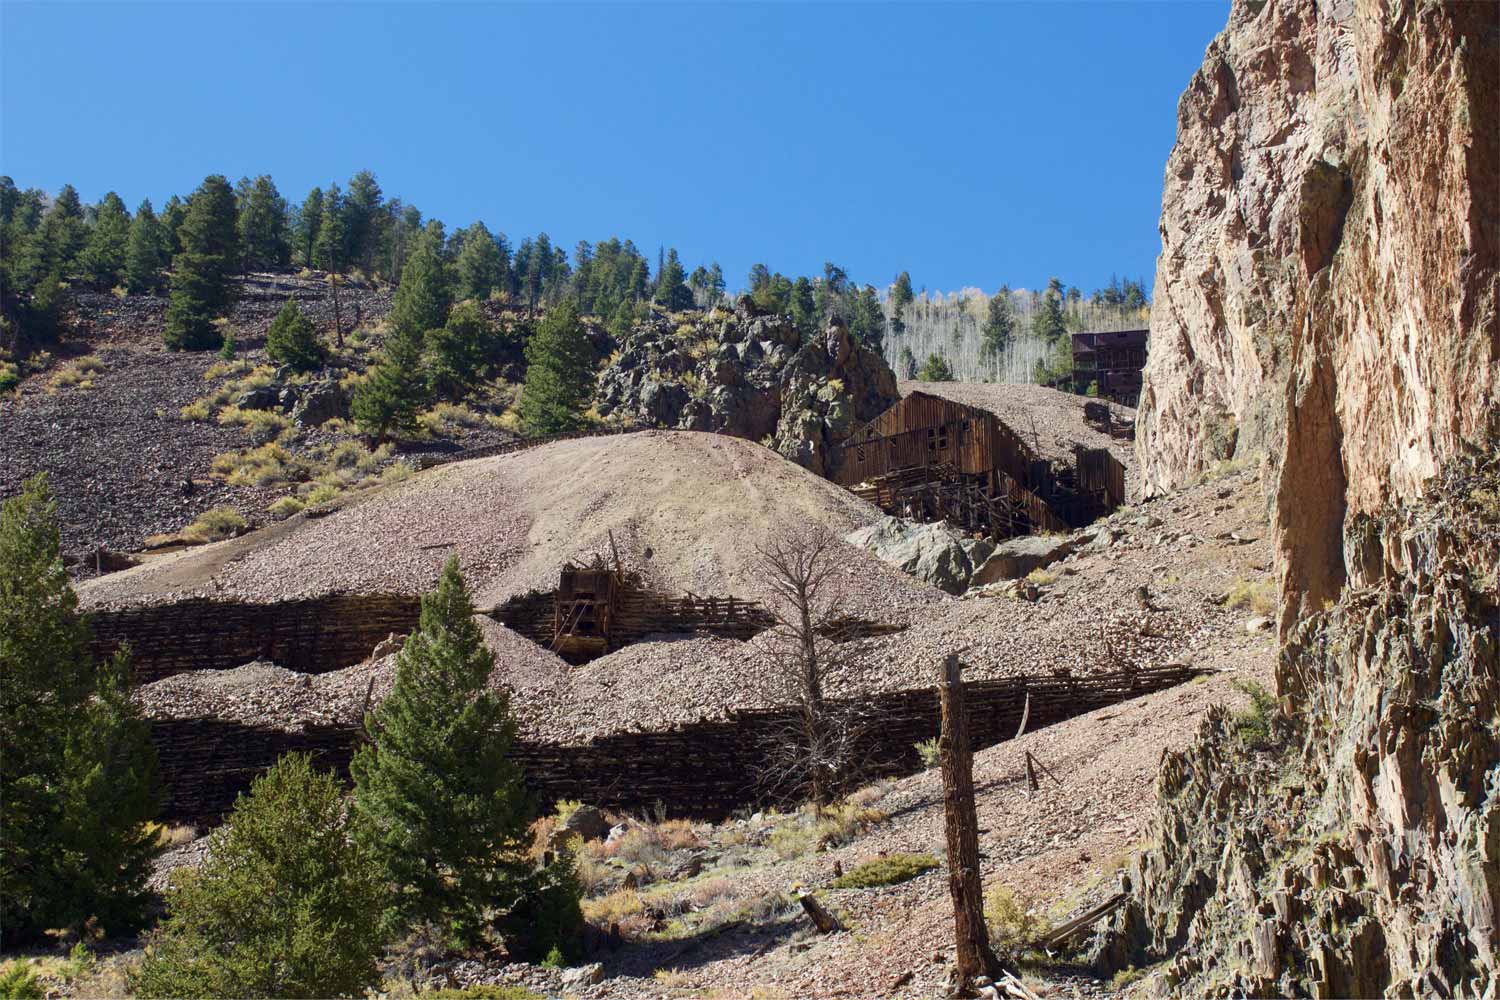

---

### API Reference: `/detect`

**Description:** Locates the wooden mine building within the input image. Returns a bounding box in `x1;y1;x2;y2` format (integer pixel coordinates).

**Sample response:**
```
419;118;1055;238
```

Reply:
827;391;1125;540
1069;328;1149;406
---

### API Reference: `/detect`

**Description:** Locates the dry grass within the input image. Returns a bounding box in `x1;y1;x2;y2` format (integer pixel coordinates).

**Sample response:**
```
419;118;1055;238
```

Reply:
180;507;247;543
1224;577;1276;616
769;800;889;860
486;408;523;433
50;355;104;389
216;405;291;443
418;402;487;436
146;821;198;849
203;358;253;381
1026;567;1059;586
267;496;306;520
985;885;1047;954
212;444;306;487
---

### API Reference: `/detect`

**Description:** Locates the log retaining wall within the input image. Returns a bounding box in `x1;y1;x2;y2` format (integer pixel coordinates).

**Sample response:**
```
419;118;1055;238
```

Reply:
151;664;1195;823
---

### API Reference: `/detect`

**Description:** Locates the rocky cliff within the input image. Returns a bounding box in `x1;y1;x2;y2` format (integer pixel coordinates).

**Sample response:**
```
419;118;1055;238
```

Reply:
595;301;898;475
1113;1;1499;994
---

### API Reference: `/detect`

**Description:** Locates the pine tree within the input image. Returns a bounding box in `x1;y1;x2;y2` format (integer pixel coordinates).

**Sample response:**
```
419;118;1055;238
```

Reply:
1032;276;1068;343
351;558;529;945
653;248;692;311
898;345;918;379
48;184;88;271
850;284;885;354
164;175;240;350
980;286;1015;360
295;187;323;269
519;299;594;434
80;192;131;290
389;226;451;338
342;170;384;273
134;753;386;999
125;199;168;294
265;299;324;373
160;195;187;256
351;322;428;441
918;352;954;381
426;300;494;399
789;277;816;337
313;183;344;273
236;175;289;272
1;475;160;945
455;222;502;302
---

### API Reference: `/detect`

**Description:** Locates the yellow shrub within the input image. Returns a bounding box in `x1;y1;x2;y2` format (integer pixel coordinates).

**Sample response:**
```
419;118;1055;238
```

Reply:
180;507;246;543
267;496;306;519
50;355;105;389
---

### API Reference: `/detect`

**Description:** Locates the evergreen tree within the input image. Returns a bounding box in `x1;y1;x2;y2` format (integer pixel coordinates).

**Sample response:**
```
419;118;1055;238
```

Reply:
917;352;954;381
351;558;530;945
426;300;492;398
48;184;88;271
653;248;692;310
164;175;240;350
980;285;1015;360
455;222;502;301
125;199;168;294
313;183;345;273
264;299;325;373
1;475;160;945
706;262;725;306
849;284;885;354
236;175;289;272
898;345;918;379
80;192;131;289
134;753;386;999
389;226;451;337
608;298;636;342
350;322;427;441
342;170;384;273
519;299;593;434
160;195;188;256
295;187;323;269
788;276;816;337
1031;276;1068;343
890;271;914;314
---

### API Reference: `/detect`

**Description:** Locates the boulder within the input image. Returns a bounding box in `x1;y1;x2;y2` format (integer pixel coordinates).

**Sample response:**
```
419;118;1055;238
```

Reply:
845;516;993;595
970;534;1078;586
559;963;604;988
235;385;281;411
289;380;348;428
560;804;611;843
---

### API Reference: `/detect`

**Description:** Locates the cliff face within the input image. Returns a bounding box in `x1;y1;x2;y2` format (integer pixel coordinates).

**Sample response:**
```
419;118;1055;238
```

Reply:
1113;1;1500;995
1137;0;1498;615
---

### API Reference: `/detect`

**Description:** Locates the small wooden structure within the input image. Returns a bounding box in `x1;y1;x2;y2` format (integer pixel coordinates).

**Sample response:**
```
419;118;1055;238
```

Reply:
828;392;1125;540
1070;328;1148;406
552;563;619;661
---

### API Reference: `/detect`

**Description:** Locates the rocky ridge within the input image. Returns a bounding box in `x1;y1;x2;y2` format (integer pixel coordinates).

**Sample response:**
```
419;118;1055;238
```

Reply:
596;299;898;476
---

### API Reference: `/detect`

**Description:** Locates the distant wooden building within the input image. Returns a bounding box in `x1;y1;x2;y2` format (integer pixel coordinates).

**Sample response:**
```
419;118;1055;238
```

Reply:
1070;329;1148;406
827;391;1125;540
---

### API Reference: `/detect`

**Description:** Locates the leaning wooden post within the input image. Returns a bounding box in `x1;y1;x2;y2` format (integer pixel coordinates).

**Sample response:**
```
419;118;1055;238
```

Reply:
939;652;1000;992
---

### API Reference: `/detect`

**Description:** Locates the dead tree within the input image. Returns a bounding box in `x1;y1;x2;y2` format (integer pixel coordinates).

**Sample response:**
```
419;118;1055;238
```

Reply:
939;652;1001;992
752;525;869;809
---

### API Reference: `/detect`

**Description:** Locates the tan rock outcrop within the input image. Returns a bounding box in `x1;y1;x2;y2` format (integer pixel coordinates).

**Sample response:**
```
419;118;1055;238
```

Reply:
1109;2;1500;995
1137;0;1498;616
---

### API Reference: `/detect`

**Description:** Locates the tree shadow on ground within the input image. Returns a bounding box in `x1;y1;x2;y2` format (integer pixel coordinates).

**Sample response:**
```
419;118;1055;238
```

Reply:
590;912;808;979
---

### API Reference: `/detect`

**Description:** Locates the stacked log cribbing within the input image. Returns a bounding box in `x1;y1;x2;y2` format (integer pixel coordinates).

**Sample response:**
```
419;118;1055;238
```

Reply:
91;594;423;683
151;664;1196;824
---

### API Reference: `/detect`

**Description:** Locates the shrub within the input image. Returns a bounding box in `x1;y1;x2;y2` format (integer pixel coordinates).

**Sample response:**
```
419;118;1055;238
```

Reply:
1231;678;1279;747
202;359;251;381
0;362;20;393
1224;578;1276;616
304;483;340;506
133;753;386;999
215;405;289;444
211;444;304;487
0;963;44;999
49;355;104;389
179;397;215;422
829;853;938;889
418;402;486;436
180;507;246;543
985;886;1046;954
267;496;305;520
502;848;584;963
914;738;941;768
421;987;541;1000
770;801;889;860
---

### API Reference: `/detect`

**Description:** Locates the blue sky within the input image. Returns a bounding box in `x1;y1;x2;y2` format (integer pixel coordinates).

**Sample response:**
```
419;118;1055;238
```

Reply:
1;1;1227;296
